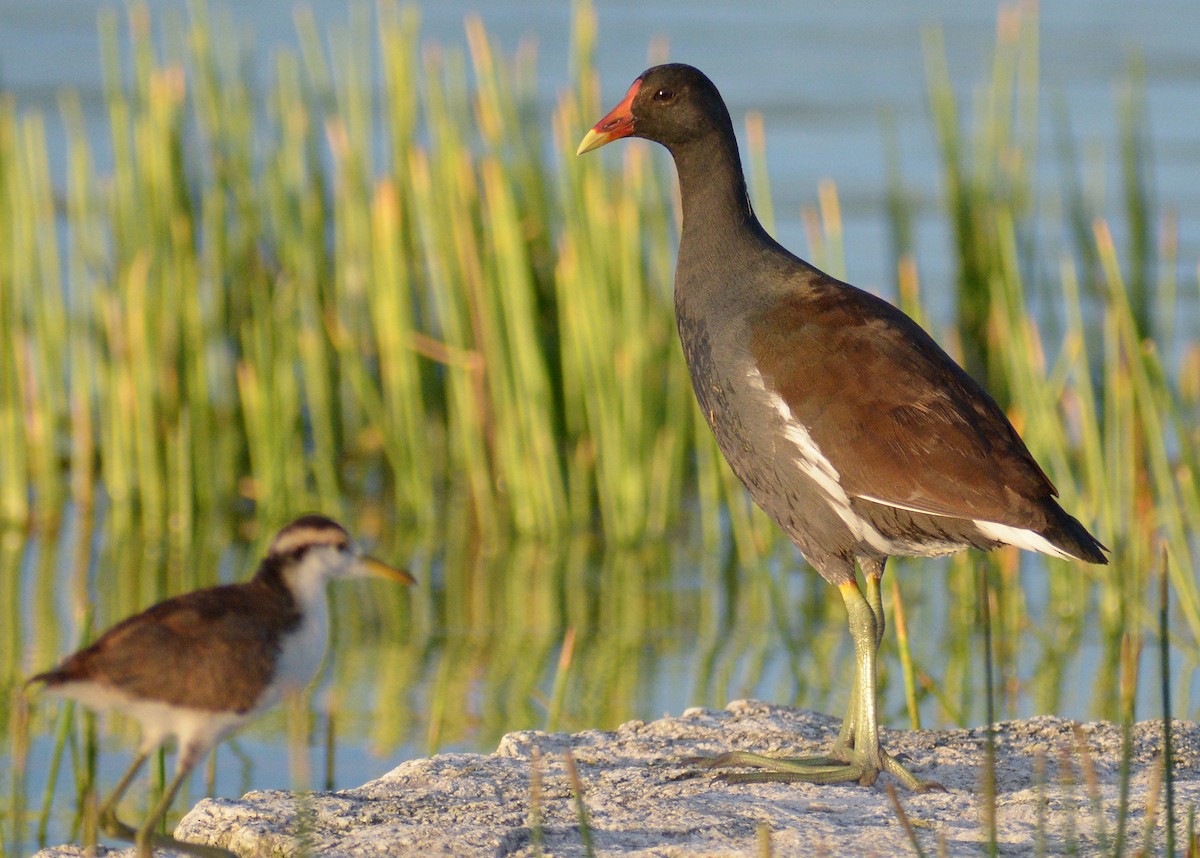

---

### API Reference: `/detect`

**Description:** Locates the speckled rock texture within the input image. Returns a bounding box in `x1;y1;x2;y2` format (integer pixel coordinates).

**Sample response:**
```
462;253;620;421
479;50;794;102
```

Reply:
37;700;1198;856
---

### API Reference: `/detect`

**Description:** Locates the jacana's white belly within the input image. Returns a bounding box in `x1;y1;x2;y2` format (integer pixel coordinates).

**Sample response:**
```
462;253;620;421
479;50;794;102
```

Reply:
261;599;329;712
47;680;256;755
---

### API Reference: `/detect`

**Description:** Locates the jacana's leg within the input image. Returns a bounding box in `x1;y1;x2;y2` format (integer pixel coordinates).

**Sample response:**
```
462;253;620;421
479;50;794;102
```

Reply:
98;749;151;841
834;560;884;752
832;560;885;749
831;574;870;754
135;744;236;858
859;559;937;788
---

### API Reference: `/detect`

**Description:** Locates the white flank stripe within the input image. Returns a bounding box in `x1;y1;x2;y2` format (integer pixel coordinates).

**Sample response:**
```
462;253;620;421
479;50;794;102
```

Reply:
746;368;892;553
780;422;845;502
835;505;893;554
973;520;1074;560
855;493;953;517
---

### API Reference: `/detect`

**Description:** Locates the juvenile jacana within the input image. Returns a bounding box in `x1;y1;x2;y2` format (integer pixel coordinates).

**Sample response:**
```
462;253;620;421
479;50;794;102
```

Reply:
579;63;1107;791
28;514;414;857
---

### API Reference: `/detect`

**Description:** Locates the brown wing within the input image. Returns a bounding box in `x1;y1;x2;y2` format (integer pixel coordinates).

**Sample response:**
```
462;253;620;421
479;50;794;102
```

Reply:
40;583;294;713
749;285;1056;528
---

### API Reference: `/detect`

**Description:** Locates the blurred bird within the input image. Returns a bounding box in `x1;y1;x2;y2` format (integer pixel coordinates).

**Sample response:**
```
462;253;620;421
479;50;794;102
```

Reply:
28;514;415;857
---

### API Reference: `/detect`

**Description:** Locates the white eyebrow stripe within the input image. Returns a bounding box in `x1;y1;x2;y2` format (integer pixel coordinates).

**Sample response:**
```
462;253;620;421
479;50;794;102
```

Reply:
270;527;347;556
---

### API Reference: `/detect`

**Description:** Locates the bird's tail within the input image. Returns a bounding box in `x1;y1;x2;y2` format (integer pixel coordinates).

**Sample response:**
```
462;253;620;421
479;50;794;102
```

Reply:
25;666;75;688
1043;504;1109;564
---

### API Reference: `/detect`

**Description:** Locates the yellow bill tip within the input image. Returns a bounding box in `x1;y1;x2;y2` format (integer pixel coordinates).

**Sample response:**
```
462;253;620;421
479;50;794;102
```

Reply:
576;128;609;156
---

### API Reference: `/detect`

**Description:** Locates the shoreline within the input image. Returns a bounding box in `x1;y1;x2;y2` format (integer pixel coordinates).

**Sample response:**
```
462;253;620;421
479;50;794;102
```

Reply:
36;700;1198;856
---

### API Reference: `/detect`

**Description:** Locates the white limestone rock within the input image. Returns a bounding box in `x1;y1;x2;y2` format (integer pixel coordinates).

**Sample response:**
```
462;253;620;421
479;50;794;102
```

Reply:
37;701;1199;856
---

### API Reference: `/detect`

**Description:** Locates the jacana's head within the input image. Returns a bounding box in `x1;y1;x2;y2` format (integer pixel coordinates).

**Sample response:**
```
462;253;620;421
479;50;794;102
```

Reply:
266;514;414;594
577;63;733;156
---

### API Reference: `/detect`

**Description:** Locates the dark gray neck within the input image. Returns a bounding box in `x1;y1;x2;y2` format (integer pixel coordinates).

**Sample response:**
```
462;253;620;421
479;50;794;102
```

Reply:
669;131;778;283
675;132;757;230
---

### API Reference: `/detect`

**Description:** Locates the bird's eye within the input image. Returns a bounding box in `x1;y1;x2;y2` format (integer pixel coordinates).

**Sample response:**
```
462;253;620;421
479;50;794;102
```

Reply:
652;87;675;103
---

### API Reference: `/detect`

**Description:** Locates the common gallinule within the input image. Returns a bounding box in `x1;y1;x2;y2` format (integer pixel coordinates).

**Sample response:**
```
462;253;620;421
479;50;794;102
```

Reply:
578;63;1107;791
28;515;415;857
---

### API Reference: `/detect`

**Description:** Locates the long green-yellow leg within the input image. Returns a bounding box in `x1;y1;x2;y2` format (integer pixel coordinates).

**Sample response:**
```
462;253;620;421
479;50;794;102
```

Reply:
834;569;885;753
832;580;886;781
837;580;937;790
688;576;941;791
133;747;237;858
863;564;886;649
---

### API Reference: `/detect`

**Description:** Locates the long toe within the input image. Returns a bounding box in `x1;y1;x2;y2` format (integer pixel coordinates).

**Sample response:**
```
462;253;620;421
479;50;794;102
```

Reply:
685;750;843;770
686;750;869;786
881;751;945;793
718;760;869;786
99;811;138;842
148;833;239;858
685;745;938;791
682;751;791;769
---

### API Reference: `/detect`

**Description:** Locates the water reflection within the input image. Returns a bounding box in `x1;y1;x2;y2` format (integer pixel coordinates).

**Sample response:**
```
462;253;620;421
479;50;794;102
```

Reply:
5;500;1193;854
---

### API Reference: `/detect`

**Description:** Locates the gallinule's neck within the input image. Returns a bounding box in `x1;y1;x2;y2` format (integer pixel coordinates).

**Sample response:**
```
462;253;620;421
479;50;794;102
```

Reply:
669;124;775;265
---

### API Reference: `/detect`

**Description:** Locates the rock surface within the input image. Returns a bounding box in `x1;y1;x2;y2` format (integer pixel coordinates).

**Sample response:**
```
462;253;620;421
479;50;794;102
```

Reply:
37;700;1198;856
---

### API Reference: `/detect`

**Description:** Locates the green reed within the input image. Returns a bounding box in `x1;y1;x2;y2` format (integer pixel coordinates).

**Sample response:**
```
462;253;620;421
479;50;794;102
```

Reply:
914;0;1199;727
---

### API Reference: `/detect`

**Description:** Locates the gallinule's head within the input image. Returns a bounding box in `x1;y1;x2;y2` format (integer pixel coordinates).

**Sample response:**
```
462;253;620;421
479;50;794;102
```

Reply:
577;63;735;156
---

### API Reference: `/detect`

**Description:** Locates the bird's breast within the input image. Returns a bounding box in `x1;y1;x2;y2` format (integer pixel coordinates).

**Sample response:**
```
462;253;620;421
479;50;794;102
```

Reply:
265;602;329;709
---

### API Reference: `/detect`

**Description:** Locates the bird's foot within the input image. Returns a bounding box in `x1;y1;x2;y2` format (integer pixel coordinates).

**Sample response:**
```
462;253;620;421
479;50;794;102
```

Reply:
98;809;139;842
136;830;238;858
685;750;866;785
877;749;945;793
100;808;235;857
685;748;944;792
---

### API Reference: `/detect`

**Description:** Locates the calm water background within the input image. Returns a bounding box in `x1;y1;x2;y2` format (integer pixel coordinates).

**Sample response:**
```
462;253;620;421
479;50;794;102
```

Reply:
2;0;1198;853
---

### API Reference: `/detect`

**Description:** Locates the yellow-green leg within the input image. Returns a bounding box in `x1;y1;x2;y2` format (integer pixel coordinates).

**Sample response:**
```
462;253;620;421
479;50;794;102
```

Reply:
829;562;886;766
689;565;941;791
863;559;886;649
